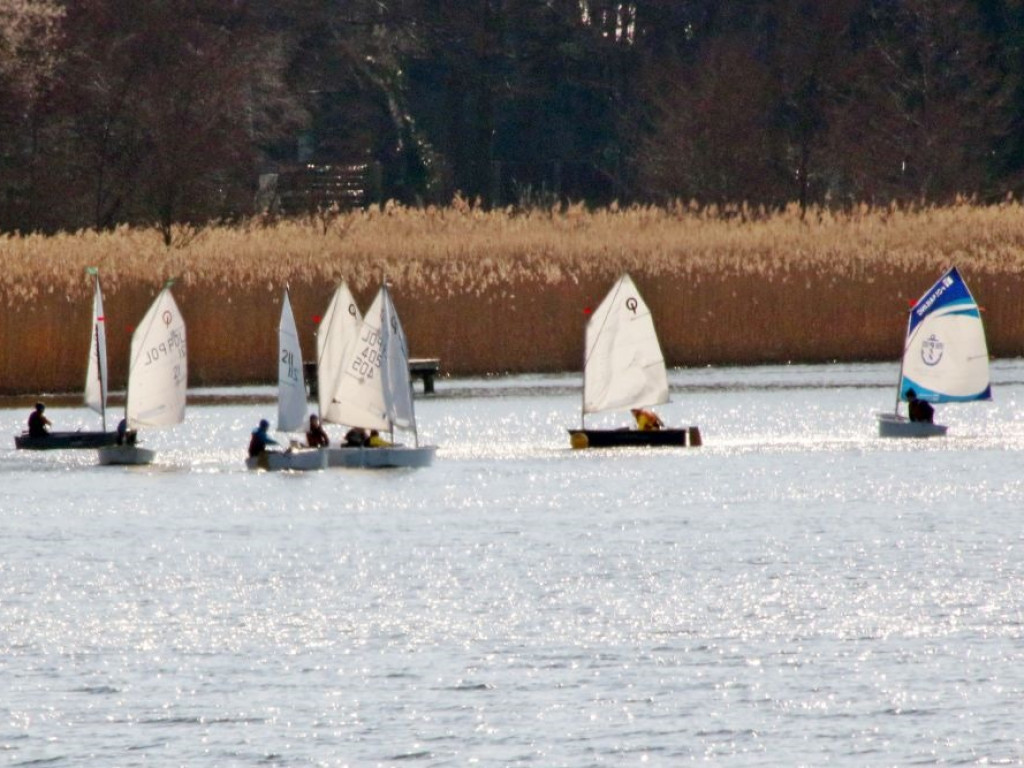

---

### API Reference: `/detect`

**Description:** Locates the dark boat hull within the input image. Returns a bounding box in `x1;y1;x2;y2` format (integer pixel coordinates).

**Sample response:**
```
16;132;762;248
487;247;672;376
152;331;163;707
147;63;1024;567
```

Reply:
568;427;701;449
15;431;120;450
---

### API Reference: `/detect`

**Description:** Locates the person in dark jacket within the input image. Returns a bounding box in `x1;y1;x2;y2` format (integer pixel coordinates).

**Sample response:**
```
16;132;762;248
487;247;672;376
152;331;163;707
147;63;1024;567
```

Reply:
27;402;51;438
906;388;935;423
344;427;368;447
248;419;279;457
306;414;330;448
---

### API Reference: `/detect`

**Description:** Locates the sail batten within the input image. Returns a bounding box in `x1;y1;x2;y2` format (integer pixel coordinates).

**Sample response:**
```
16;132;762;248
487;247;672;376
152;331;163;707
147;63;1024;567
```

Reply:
583;274;669;415
897;267;990;405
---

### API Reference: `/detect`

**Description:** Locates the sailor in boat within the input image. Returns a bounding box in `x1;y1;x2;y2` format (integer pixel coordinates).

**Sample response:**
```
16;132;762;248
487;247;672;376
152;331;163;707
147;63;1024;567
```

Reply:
115;417;138;446
906;388;935;424
631;408;665;431
248;419;280;458
306;414;330;448
368;429;392;447
27;402;51;438
344;427;369;447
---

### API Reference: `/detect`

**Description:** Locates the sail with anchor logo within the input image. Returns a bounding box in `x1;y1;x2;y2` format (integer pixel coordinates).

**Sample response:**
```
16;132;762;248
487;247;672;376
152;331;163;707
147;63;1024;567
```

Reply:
877;266;991;438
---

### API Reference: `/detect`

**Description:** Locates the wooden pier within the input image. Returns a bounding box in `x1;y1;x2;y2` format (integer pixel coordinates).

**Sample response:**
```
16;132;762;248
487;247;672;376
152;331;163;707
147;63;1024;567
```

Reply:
305;358;441;396
408;358;441;394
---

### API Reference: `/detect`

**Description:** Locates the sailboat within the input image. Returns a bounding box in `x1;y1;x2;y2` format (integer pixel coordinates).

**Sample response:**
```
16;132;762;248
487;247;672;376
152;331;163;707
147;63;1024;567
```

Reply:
877;266;991;438
15;268;119;450
325;282;436;468
568;273;701;449
245;288;327;471
97;282;188;465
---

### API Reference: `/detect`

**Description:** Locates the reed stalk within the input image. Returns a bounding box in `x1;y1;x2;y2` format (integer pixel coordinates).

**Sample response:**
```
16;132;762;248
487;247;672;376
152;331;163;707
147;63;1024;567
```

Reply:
2;199;1023;394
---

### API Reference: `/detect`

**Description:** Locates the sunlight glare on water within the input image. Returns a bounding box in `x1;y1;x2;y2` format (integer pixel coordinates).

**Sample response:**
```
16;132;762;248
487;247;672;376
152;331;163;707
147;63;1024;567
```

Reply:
1;361;1023;765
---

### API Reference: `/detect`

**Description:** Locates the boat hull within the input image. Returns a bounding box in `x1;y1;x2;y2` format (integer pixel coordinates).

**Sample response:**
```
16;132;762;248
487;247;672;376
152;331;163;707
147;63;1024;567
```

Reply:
324;445;436;469
568;427;701;449
14;431;119;450
97;445;157;465
877;412;948;438
245;449;328;471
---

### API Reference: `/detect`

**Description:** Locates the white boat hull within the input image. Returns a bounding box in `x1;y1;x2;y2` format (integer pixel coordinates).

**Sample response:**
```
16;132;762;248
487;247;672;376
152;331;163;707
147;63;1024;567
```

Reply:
246;449;328;471
877;412;948;438
324;445;436;469
97;445;157;465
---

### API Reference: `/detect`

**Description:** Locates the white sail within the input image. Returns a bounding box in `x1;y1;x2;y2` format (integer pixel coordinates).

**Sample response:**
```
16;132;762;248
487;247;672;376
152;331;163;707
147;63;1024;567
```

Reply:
329;288;390;431
380;284;416;431
125;286;187;428
277;289;308;433
317;282;362;422
898;266;991;404
84;270;108;419
583;273;669;415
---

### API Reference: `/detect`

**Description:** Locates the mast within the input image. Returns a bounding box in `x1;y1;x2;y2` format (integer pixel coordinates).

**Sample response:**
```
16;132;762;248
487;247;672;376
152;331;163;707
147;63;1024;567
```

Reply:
580;333;586;430
580;295;587;430
893;310;912;417
95;319;107;432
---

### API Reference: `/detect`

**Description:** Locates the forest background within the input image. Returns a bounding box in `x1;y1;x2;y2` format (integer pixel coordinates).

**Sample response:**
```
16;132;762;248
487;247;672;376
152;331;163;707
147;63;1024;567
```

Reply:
1;0;1024;393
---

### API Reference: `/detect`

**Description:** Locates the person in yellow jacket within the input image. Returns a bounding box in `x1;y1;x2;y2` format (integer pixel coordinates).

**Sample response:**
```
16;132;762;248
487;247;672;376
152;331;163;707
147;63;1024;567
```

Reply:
368;429;392;447
631;408;664;431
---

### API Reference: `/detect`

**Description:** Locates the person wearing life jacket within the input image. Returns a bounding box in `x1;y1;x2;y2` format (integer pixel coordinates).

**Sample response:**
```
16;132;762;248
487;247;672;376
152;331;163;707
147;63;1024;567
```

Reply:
368;429;392;447
631;407;664;431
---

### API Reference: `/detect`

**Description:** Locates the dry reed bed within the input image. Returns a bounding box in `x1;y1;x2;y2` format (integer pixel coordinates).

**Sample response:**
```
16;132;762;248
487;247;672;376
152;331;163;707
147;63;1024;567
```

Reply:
2;200;1024;395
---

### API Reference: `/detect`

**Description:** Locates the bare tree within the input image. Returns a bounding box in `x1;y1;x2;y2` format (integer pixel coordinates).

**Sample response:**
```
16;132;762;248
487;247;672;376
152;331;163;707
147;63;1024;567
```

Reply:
829;0;1010;202
0;0;64;231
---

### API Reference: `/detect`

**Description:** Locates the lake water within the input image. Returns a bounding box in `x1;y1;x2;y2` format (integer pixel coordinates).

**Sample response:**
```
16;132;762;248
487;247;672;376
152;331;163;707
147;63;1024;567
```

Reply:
2;361;1024;766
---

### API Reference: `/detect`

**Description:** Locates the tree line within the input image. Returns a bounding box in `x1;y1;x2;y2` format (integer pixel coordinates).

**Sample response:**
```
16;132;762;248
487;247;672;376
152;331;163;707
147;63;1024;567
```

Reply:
2;0;1022;240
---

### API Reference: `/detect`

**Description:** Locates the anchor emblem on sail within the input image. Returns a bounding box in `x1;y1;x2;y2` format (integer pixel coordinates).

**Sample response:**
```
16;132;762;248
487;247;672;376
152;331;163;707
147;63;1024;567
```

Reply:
921;334;944;366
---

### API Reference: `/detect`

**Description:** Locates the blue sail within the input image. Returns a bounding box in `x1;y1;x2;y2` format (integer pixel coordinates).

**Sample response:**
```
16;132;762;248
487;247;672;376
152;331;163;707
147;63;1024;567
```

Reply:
899;267;991;403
